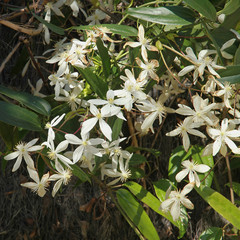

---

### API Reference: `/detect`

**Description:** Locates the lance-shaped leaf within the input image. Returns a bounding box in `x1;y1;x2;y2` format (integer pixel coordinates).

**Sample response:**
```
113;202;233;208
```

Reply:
0;85;51;116
96;38;111;79
199;227;223;240
124;181;188;238
70;24;138;37
0;101;42;131
116;188;160;240
127;6;195;25
76;67;108;99
71;164;90;183
196;186;240;229
183;0;216;21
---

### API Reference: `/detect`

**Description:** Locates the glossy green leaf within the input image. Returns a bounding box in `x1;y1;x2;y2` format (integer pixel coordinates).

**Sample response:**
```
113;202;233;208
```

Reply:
168;145;214;187
226;182;240;198
127;6;195;25
71;164;90;183
191;145;214;187
116;188;160;240
96;38;111;79
219;0;240;16
76;67;108;99
218;74;240;84
108;116;123;141
71;24;138;37
196;186;240;229
183;0;216;21
218;65;240;77
0;122;19;150
153;179;173;202
0;85;51;116
129;154;147;166
32;12;65;35
199;227;223;240
0;101;42;131
124;181;188;238
234;45;240;65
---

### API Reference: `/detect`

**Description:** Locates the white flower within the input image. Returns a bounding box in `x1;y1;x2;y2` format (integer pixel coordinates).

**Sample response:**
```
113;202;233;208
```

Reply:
176;94;218;126
44;0;65;23
4;138;42;172
206;118;240;156
101;154;132;185
135;57;159;81
28;79;46;98
21;166;50;197
136;95;175;132
81;104;112;141
49;160;72;197
160;183;194;221
176;160;210;187
124;25;158;61
166;118;206;152
42;140;73;168
178;47;225;84
88;90;126;120
45;114;65;143
86;9;106;25
65;133;103;163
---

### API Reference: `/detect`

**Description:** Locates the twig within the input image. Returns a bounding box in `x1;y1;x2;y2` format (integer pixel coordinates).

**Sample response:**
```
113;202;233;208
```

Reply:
0;42;21;73
0;19;43;36
225;154;234;204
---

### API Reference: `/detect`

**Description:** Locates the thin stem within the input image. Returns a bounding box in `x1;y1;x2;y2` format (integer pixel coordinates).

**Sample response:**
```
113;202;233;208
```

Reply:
226;154;234;204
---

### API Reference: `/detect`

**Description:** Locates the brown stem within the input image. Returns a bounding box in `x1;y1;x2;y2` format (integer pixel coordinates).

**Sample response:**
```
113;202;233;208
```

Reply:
226;154;234;204
125;111;138;148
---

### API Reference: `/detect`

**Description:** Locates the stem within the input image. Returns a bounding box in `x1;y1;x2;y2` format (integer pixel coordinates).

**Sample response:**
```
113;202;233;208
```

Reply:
226;154;234;204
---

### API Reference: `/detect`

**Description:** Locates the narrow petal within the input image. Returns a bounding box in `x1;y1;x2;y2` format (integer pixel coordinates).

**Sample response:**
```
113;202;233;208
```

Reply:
176;169;189;182
99;119;112;141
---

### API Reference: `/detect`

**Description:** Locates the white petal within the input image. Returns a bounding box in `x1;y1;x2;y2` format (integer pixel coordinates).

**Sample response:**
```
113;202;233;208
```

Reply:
99;119;112;141
176;169;189;182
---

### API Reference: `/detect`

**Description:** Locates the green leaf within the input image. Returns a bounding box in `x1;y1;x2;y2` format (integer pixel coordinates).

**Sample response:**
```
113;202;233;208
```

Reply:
0;122;19;150
168;145;214;187
129;167;145;179
0;85;51;116
226;182;240;198
129;154;147;166
218;65;240;77
183;0;216;21
108;116;123;141
70;24;138;37
199;227;223;240
218;74;240;84
153;179;173;202
32;12;65;35
234;45;240;65
127;6;195;25
191;145;214;187
196;186;240;229
0;101;42;131
71;164;90;183
219;0;240;16
96;38;111;79
124;181;188;238
116;188;160;240
75;67;108;99
126;146;161;157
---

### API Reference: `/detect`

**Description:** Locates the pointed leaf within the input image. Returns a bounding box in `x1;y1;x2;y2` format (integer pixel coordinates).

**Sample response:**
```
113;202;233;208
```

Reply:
183;0;216;21
76;67;108;99
0;85;51;116
219;0;240;16
116;188;160;240
0;101;42;131
71;164;90;183
196;186;240;229
96;38;111;79
124;181;188;238
199;227;223;240
127;6;195;25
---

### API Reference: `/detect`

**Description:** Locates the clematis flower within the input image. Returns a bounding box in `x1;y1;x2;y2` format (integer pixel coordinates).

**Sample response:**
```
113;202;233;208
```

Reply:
135;57;159;82
178;47;225;84
28;79;46;98
166;118;206;152
4;138;42;172
176;160;210;187
21;166;50;197
124;25;158;62
45;114;65;143
176;94;218;126
86;9;106;25
160;183;194;221
49;160;72;197
65;133;103;163
205;118;240;156
81;104;112;141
